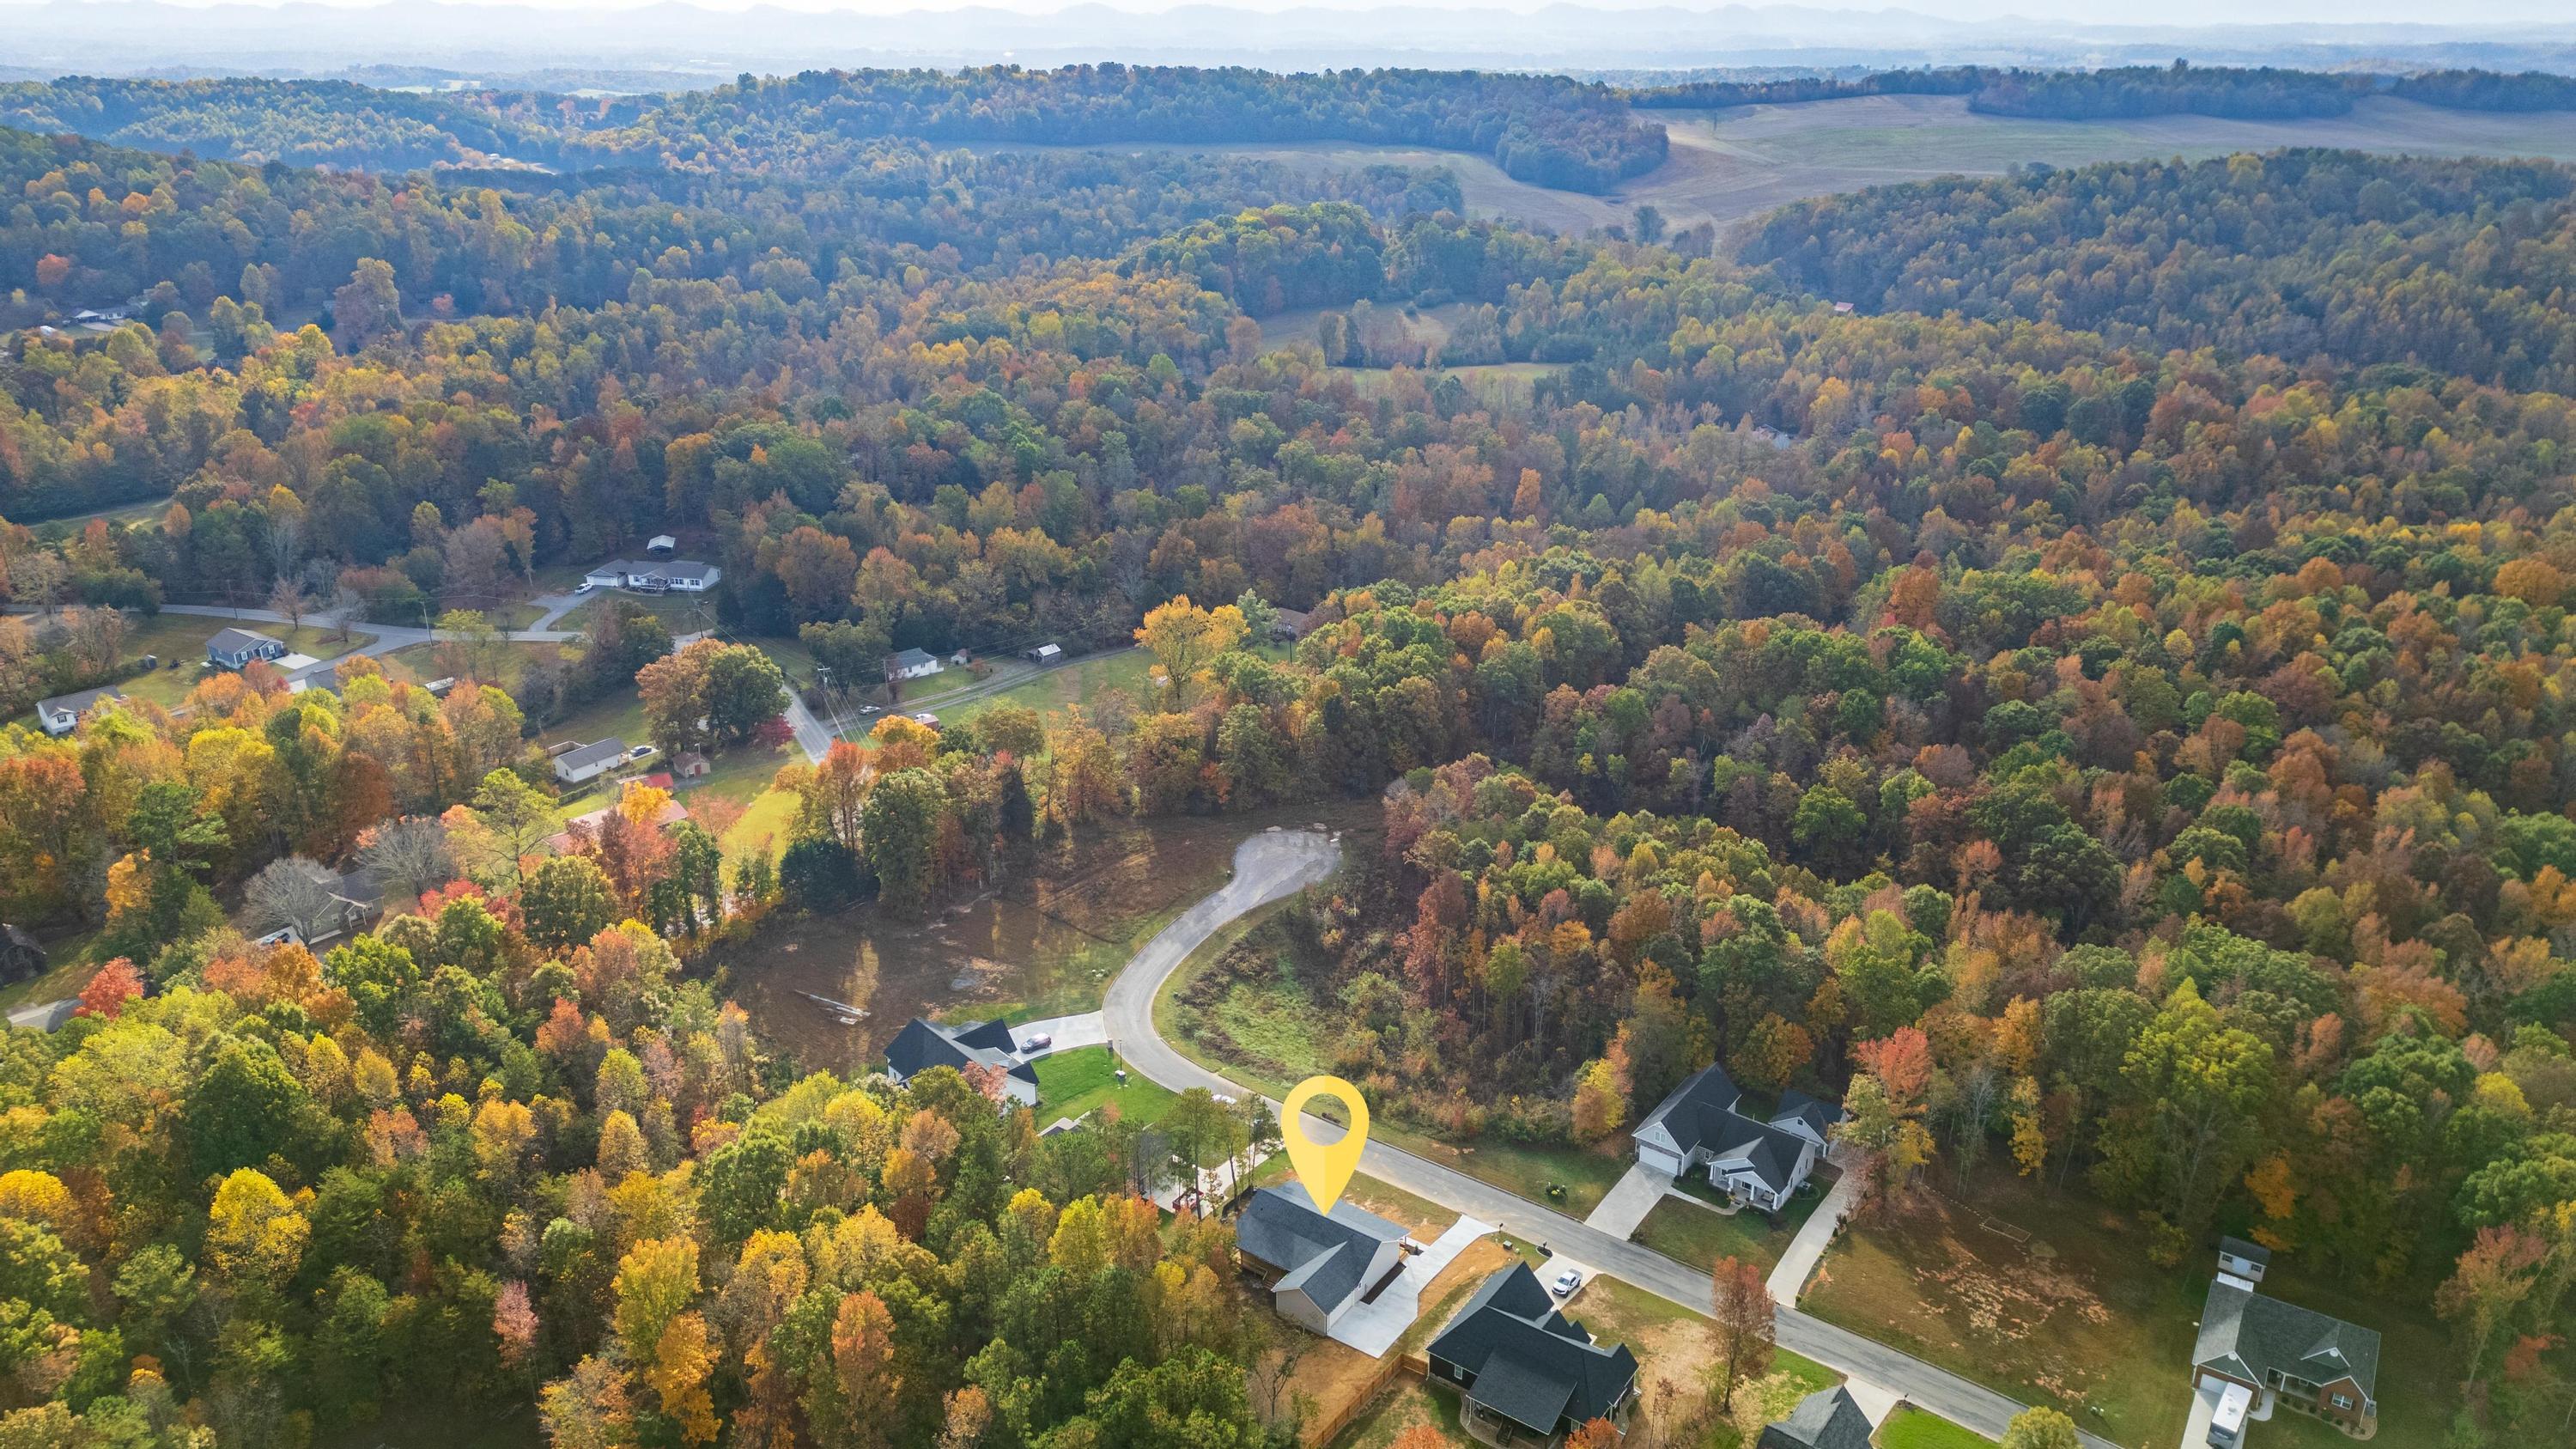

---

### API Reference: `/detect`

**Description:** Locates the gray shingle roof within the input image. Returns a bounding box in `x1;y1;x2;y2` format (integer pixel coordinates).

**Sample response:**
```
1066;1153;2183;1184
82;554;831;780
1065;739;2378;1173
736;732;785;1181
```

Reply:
2218;1236;2272;1267
35;685;122;723
1632;1063;1743;1156
2194;1282;2380;1402
1771;1088;1846;1142
208;627;282;657
890;647;939;671
1235;1184;1404;1318
1758;1386;1874;1449
883;1017;1038;1087
1426;1263;1637;1434
1711;1117;1814;1194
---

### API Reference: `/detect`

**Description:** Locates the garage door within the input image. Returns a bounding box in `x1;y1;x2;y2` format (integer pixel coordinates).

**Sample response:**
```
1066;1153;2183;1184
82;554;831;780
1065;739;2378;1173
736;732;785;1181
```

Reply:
1637;1144;1686;1178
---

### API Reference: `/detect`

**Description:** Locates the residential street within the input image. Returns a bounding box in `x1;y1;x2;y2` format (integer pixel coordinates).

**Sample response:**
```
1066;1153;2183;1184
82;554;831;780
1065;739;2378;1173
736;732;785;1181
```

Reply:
1101;827;2123;1449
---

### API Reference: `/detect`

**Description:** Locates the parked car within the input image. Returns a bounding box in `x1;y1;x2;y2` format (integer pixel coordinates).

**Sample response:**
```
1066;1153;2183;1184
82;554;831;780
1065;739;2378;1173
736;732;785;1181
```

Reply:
574;580;595;594
1023;1032;1054;1050
858;703;881;715
1550;1267;1581;1297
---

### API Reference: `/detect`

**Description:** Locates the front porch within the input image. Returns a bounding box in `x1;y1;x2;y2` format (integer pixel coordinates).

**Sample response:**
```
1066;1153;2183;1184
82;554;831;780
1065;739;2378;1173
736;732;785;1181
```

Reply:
1459;1397;1560;1448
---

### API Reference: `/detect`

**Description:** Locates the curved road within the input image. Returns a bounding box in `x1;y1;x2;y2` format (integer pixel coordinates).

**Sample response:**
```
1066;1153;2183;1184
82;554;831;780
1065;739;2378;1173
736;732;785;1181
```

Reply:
1103;827;2120;1449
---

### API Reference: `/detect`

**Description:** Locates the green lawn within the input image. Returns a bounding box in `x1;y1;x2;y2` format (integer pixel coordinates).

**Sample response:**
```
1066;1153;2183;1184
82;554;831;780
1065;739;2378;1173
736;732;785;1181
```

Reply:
944;647;1159;725
1631;1181;1827;1275
685;740;796;808
1030;1045;1181;1126
720;787;802;866
556;591;720;639
1875;1408;1993;1449
540;689;649;756
380;637;568;694
106;616;369;707
2244;1260;2455;1449
0;926;107;1012
744;632;817;683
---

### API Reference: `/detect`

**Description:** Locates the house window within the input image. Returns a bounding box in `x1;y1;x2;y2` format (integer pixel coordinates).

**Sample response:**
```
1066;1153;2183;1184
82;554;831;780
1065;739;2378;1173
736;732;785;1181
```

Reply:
2331;1394;2354;1410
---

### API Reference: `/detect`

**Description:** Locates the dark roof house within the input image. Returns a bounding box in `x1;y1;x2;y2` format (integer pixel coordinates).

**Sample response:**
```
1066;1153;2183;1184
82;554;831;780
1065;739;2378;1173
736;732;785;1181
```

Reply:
1234;1184;1407;1336
2193;1281;2380;1427
1757;1385;1873;1449
207;628;286;669
883;1017;1039;1105
1426;1263;1638;1445
1631;1063;1844;1210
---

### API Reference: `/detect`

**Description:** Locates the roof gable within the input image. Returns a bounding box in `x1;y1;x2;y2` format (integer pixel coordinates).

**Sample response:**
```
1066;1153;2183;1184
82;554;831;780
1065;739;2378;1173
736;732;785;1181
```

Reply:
2194;1283;2381;1402
1632;1064;1742;1156
1236;1185;1404;1315
1757;1386;1874;1449
883;1016;1038;1086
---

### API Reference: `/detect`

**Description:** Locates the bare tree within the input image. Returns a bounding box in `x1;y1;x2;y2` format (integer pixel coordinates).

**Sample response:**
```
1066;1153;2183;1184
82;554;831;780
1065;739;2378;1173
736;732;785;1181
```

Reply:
326;579;364;646
9;552;67;616
355;816;455;909
244;855;341;942
62;605;130;677
267;576;312;636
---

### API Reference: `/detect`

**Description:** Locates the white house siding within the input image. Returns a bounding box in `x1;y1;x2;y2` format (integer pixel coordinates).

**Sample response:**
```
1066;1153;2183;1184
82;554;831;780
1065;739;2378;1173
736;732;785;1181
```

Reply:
1275;1287;1331;1336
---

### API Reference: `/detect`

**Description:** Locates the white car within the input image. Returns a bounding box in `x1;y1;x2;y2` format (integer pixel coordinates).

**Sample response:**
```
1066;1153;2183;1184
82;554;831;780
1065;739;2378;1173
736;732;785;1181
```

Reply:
573;581;596;594
1550;1267;1582;1297
1023;1032;1054;1050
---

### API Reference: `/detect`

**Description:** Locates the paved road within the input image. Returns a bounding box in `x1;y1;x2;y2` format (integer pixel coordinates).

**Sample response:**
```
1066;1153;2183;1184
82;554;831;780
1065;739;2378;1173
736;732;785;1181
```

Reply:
1102;827;2122;1449
781;691;835;764
111;601;586;690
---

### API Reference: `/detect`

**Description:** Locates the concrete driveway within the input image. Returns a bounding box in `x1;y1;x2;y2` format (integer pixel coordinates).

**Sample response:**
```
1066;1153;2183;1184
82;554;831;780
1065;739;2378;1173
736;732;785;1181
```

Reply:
2185;1378;2221;1446
1583;1161;1673;1238
1328;1215;1496;1357
1013;1012;1107;1057
1768;1158;1863;1306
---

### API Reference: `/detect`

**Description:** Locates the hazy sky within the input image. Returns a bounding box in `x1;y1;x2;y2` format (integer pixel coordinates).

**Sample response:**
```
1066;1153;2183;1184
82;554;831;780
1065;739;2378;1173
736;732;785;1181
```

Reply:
6;0;2568;18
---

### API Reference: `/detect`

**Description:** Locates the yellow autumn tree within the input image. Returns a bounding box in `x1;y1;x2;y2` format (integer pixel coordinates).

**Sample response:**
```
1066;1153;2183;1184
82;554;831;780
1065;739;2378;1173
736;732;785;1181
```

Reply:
1571;1057;1625;1142
648;1311;720;1444
613;1235;701;1363
205;1168;309;1293
2007;1075;2046;1178
1134;594;1247;703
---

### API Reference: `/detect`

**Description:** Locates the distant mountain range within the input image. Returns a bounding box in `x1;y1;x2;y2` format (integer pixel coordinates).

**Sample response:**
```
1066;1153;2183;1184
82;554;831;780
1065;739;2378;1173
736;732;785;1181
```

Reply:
2;1;2572;82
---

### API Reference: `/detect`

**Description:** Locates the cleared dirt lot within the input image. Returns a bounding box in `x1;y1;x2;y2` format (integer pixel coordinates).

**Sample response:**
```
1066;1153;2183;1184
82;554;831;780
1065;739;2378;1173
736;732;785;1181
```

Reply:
701;802;1373;1073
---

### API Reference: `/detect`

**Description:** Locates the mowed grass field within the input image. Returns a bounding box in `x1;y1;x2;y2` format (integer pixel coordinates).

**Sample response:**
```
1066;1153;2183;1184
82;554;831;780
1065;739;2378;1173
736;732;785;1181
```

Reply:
1629;1172;1831;1276
987;94;2576;245
1028;1044;1179;1127
1875;1408;1994;1449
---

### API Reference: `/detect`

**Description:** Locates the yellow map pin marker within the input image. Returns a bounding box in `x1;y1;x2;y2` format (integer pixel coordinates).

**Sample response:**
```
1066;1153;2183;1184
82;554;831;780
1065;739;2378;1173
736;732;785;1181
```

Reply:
1280;1075;1370;1215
